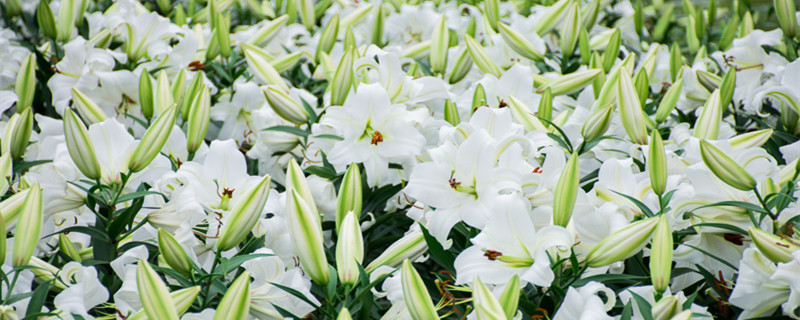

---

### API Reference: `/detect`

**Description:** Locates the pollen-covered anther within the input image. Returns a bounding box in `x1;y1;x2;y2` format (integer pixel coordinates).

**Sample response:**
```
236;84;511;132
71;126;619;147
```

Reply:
484;249;503;261
370;131;384;145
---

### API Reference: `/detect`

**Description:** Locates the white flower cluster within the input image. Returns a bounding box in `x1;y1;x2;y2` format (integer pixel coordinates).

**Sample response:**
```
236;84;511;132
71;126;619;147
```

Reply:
0;0;799;319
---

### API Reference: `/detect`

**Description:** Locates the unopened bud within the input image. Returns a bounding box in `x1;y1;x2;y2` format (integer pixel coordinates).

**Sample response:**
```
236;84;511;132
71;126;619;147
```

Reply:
699;140;756;191
63;108;102;180
472;277;505;320
748;227;800;263
264;86;309;125
15;54;36;111
213;271;251;320
648;131;667;195
586;216;659;267
650;215;672;294
465;35;502;78
71;88;108;124
553;152;580;227
137;262;180;320
216;175;271;251
336;163;362;231
498;22;544;62
693;90;722;140
617;69;648;145
401;259;439;320
128;104;179;173
336;211;364;286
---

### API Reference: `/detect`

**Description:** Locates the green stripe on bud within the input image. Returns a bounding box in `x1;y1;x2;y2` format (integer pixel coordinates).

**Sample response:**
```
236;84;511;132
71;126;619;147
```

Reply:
181;71;205;121
299;0;315;31
472;277;505;320
263;86;310;125
341;4;374;29
336;163;362;231
4;108;34;159
170;69;187;111
58;233;81;262
331;47;355;107
581;104;614;142
729;129;773;151
538;88;553;124
71;88;108;124
444;99;461;126
137;262;180;320
617;69;648;145
158;229;194;276
430;15;448;75
586;216;659;267
559;3;581;57
650;215;672;294
371;4;384;46
448;48;473;85
748;227;799;263
498;22;545;62
538;69;602;96
652;295;680;320
287;189;330;285
57;0;75;42
214;271;251;320
582;0;601;29
695;70;721;93
336;211;364;286
316;14;339;62
578;28;591;65
553;152;579;227
337;308;353;320
464;35;502;78
241;42;289;90
401;259;439;320
286;159;318;215
246;15;288;46
63;108;102;180
775;0;798;38
693;89;722;140
483;0;499;31
698;140;755;191
216;14;231;59
365;229;426;272
648;131;667;195
186;85;211;154
602;29;621;73
498;274;520;319
508;96;546;132
719;67;736;109
128;104;179;173
669;43;682;83
155;71;173;116
532;0;572;34
0;189;29;224
15;53;36;111
127;286;201;320
633;69;649;105
139;70;155;120
0;153;10;196
655;77;683;123
37;0;57;39
472;83;486;114
216;175;271;251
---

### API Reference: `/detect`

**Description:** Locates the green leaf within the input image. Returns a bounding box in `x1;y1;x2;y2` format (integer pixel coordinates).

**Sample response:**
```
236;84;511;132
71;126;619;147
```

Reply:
680;243;738;271
619;301;633;320
313;134;344;141
271;282;321;309
46;226;110;242
692;201;770;216
611;190;654;217
571;273;647;287
13;160;52;175
689;223;747;235
212;253;274;274
25;280;51;317
628;291;653;320
114;191;163;204
419;224;454;272
263;125;310;137
304;165;337;180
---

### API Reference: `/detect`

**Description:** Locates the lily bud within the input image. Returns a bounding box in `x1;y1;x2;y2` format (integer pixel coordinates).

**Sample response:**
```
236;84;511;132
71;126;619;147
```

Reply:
648;131;667;195
170;69;188;110
498;274;520;319
5;108;34;159
775;0;798;38
336;163;362;231
287;189;330;285
0;153;10;196
341;4;374;29
128;104;179;173
471;83;486;114
5;0;21;16
180;71;205;120
553;152;580;227
508;96;546;132
15;54;36;111
582;0;601;29
484;0;499;31
538;69;602;96
216;175;271;251
719;13;739;51
465;35;502;78
729;129;773;151
401;41;431;60
651;295;681;320
0;215;5;266
316;13;339;62
444;99;460;126
748;227;800;263
430;15;448;75
37;0;57;40
155;71;174;116
617;69;648;145
158;229;193;276
602;29;621;73
137;262;180;320
633;69;649;105
337;308;353;320
71;88;108;124
669;43;682;83
719;67;736;109
654;77;683;123
586;216;659;267
498;22;544;62
699;140;755;191
532;0;572;34
127;286;201;320
445;48;472;85
371;4;384;46
650;215;673;294
696;70;721;93
652;6;673;42
0;189;29;224
343;26;356;51
693;90;722;140
581;104;614;142
139;70;155;120
331;48;355;107
247;15;288;46
633;0;644;37
56;0;75;42
472;277;505;320
670;310;693;320
298;0;315;31
63;108;102;180
214;271;251;320
214;14;231;59
559;3;581;57
186;85;211;154
264;86;309;125
58;233;81;262
365;229;426;272
241;43;289;90
590;52;605;98
578;28;591;65
401;260;439;320
538;88;553;123
336;211;364;286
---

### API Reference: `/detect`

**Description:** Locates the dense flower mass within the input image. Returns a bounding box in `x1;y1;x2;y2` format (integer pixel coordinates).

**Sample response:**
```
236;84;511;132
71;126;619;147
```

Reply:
1;0;800;319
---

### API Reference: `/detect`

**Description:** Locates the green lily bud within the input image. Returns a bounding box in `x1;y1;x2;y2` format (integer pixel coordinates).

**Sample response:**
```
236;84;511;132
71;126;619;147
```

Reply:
634;0;644;38
58;233;81;262
670;310;693;320
29;256;67;290
498;275;520;319
686;16;700;54
538;69;602;96
331;48;355;107
508;96;546;132
13;184;42;266
371;4;384;46
4;108;34;159
247;15;288;46
263;86;310;125
214;271;251;320
465;16;477;38
299;0;315;31
693;89;722;140
444;99;460;126
336;163;362;231
337;308;353;320
581;104;614;142
216;14;231;59
128;104;179;173
56;0;75;42
483;0;499;31
286;159;318;215
652;295;680;320
602;29;621;73
648;131;667;195
695;70;721;93
741;11;755;37
5;0;22;16
365;229;426;272
498;22;545;62
180;71;205;121
707;0;717;26
693;9;706;40
174;4;187;26
729;129;773;151
158;229;193;276
559;3;581;57
590;52;605;97
652;6;673;42
139;70;155;120
341;4;373;29
748;227;799;263
186;85;210;154
401;259;439;320
553;152;579;227
63;108;102;180
430;15;448;75
655;77;683;123
698;140;755;191
401;41;431;60
216;175;271;251
0;189;29;224
287;189;330;285
617;69;648;145
0;215;5;266
582;0;601;29
316;14;339;62
719;14;739;51
170;69;187;109
633;69;649;105
15;54;36;111
472;83;486;114
464;35;502;78
586;216;660;267
314;0;331;20
0;153;10;196
71;88;108;124
538;88;553;123
669;43;682;83
155;71;173;116
578;28;591;65
719;67;736;109
137;262;180;320
336;211;364;286
272;53;308;74
343;26;356;50
127;286;201;320
775;0;798;38
157;0;171;14
37;0;57;40
532;0;572;34
241;43;289;91
473;277;505;320
650;215;672;294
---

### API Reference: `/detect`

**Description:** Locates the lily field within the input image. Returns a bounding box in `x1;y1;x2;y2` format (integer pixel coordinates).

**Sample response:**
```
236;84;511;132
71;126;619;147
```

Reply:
0;0;799;319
